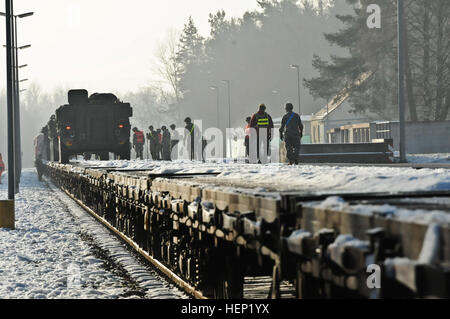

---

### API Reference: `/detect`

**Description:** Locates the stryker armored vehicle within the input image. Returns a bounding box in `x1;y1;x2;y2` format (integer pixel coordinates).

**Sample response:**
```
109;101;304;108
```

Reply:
43;89;132;163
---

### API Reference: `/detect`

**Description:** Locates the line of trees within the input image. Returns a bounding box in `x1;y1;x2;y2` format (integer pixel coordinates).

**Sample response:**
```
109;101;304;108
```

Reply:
304;0;450;121
156;0;449;124
4;0;449;168
155;0;352;130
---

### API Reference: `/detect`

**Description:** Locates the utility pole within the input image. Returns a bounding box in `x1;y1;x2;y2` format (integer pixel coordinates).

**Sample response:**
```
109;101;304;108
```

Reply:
221;80;232;159
398;0;407;163
0;10;33;192
5;0;15;200
290;64;301;115
13;14;20;192
210;86;220;128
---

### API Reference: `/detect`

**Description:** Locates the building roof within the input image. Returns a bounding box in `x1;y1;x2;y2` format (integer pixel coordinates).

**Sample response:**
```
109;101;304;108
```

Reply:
273;115;312;126
312;71;373;121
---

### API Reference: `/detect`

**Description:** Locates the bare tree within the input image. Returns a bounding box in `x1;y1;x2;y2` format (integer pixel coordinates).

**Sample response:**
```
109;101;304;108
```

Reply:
153;28;182;104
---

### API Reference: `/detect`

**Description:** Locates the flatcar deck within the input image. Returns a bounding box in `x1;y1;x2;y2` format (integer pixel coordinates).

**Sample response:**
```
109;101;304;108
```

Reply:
40;161;450;299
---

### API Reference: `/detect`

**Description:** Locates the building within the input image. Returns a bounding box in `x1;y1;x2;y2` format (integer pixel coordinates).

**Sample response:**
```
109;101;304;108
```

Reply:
327;120;450;154
310;72;382;144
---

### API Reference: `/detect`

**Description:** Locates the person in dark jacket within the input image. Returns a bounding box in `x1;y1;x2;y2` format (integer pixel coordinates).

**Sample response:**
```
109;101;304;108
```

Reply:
132;127;145;160
244;116;251;157
156;129;163;160
279;103;303;165
250;104;274;163
184;117;201;161
161;126;171;161
170;124;180;160
147;125;159;160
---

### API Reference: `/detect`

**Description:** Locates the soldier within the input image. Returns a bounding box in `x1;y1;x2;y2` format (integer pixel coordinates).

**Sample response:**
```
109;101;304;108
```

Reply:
279;103;303;165
161;126;171;161
184;117;201;161
0;153;5;184
132;127;145;160
147;125;159;160
244;116;251;157
48;115;59;161
156;128;163;160
170;124;180;160
250;104;274;163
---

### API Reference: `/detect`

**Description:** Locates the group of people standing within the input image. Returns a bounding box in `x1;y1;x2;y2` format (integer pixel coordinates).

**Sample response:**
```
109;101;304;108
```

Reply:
244;102;303;165
132;125;180;161
131;102;303;165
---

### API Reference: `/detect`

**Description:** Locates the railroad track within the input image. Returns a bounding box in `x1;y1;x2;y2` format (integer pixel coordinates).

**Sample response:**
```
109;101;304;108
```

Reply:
40;161;450;299
56;182;208;299
52;181;301;299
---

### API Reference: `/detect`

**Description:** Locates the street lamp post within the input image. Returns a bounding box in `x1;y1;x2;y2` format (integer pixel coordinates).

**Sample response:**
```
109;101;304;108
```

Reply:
14;16;33;189
397;0;406;163
210;86;220;129
1;10;33;192
210;85;224;159
290;64;301;115
221;80;232;159
5;0;15;200
272;90;281;110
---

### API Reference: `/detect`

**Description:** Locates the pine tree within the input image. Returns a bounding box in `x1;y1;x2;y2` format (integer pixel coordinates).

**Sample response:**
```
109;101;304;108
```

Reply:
175;17;205;94
304;0;398;119
305;0;450;121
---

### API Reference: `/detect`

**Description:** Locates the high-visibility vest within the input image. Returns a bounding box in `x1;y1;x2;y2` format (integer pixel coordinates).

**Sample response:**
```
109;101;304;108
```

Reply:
257;114;270;127
135;131;144;143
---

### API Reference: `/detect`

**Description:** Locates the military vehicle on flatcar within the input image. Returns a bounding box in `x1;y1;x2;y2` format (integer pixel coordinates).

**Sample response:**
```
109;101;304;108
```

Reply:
42;89;132;163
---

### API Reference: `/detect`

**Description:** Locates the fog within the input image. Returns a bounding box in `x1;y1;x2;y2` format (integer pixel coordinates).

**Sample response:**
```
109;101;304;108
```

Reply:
0;0;261;167
1;0;347;168
2;0;448;169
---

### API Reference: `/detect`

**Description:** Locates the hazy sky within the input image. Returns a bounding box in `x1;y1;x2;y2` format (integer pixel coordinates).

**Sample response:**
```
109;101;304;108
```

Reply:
0;0;261;94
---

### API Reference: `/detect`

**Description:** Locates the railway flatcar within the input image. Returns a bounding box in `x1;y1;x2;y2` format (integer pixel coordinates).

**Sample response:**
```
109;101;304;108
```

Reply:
41;89;133;163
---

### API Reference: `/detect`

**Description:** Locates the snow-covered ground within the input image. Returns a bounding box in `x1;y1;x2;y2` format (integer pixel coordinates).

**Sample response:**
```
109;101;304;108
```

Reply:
74;159;450;193
407;153;450;164
312;196;450;226
206;164;450;193
0;169;187;299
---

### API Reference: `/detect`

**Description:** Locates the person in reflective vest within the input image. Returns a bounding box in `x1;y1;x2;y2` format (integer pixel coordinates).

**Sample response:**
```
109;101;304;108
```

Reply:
250;104;274;163
279;103;303;165
132;127;145;160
